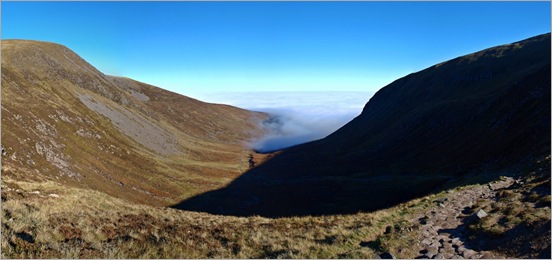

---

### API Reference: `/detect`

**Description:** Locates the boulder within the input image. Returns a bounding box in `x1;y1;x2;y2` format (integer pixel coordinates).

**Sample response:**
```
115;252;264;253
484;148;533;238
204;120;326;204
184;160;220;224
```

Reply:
475;209;488;219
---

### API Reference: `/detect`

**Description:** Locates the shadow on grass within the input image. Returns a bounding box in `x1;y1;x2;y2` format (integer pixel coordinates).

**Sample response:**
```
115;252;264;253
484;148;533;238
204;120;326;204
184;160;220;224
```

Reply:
171;147;531;218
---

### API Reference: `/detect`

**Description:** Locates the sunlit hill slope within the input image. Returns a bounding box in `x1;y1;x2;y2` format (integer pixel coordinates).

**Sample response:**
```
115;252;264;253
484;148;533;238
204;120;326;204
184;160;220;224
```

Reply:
1;40;268;206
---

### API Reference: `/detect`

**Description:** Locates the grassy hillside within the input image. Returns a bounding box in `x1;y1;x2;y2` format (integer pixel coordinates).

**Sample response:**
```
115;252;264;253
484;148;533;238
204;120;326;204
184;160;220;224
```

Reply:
1;40;268;206
177;33;551;217
2;156;549;258
1;35;549;259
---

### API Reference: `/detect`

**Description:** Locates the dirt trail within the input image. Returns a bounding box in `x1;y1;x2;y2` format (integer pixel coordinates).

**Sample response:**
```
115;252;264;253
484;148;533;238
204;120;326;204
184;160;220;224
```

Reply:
413;177;515;259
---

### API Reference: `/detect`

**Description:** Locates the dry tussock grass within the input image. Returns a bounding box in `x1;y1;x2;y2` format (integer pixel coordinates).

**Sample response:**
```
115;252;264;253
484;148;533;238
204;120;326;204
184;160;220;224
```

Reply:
2;159;549;259
1;174;445;259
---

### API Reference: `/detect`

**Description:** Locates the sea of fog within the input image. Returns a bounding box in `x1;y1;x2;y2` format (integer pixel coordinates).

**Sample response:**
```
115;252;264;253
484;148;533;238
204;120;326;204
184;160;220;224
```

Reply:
191;91;375;153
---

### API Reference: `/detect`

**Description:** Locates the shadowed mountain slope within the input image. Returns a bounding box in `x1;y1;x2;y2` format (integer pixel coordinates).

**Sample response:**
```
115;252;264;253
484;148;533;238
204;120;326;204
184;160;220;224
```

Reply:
1;40;267;206
176;33;551;217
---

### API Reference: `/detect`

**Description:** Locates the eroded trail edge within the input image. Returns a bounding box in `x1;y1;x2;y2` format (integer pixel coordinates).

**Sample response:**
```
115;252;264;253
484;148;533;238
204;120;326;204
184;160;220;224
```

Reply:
412;177;514;259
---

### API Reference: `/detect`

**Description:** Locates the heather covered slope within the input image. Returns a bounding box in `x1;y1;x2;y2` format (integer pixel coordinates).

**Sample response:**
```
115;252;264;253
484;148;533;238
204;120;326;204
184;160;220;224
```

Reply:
177;33;551;217
1;40;267;206
3;156;549;258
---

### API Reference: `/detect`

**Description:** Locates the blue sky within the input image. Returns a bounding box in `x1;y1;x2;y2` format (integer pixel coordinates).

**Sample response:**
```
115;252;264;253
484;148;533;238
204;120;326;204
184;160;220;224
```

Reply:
2;1;550;94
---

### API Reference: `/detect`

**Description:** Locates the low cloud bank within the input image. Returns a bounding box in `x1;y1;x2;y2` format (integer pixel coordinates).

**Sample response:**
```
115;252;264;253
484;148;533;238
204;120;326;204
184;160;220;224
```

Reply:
251;107;358;152
193;91;374;153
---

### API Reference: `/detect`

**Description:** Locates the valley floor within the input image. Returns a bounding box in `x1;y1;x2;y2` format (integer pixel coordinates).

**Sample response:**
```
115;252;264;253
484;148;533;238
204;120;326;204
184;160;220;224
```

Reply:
1;157;550;259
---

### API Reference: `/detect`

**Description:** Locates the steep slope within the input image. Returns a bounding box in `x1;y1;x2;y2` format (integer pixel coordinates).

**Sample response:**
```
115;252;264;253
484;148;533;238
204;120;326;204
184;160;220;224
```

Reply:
177;33;551;217
1;40;267;206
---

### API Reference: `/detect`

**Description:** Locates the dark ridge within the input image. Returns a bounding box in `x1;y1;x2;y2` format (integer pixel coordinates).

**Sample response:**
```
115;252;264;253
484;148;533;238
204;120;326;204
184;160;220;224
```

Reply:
173;33;551;217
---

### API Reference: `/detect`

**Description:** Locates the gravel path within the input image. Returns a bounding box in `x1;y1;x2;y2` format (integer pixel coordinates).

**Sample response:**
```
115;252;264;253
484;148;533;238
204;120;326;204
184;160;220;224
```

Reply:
413;177;515;259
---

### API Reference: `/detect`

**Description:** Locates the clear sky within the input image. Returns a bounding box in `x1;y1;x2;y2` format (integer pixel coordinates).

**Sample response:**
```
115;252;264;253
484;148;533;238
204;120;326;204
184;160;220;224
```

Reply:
2;1;550;94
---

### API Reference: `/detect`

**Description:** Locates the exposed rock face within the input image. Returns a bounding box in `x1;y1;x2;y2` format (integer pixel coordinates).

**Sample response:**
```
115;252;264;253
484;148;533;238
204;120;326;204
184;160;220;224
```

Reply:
176;33;551;217
1;40;268;206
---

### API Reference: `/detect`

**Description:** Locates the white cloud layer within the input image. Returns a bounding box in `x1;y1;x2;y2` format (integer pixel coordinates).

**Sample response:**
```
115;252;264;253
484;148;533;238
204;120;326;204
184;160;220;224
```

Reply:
192;91;374;152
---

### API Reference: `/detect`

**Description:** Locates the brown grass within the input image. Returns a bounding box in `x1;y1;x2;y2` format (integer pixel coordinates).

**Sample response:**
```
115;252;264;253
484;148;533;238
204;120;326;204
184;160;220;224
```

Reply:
1;39;269;209
463;159;551;257
3;158;550;259
0;172;450;259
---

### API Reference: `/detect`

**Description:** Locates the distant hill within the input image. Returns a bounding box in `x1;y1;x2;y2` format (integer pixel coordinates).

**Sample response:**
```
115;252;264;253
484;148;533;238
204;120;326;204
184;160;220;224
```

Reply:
1;40;267;206
176;33;551;217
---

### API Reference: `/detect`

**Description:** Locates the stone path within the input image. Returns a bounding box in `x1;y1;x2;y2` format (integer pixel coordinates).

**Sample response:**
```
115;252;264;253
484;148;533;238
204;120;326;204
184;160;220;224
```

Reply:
413;177;515;259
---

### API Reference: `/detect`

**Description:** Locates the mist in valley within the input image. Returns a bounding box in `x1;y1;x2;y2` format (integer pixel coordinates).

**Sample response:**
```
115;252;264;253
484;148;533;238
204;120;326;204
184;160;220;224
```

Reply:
193;91;375;152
